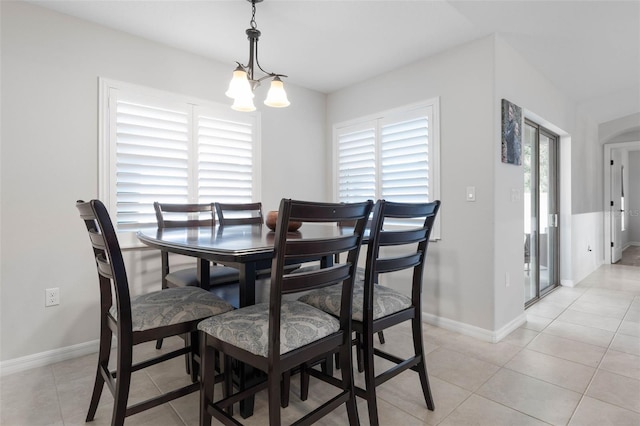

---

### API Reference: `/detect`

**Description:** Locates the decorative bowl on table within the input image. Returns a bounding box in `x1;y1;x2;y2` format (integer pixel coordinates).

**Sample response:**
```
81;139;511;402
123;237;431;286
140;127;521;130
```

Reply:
266;210;302;231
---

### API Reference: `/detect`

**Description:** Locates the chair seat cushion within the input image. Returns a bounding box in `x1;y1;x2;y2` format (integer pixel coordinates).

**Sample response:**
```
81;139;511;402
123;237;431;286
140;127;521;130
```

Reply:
110;287;234;332
166;265;240;287
299;282;411;322
198;301;340;357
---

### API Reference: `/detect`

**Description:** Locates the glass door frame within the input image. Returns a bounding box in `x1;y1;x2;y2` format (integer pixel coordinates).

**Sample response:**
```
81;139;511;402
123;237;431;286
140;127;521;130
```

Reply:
524;118;560;308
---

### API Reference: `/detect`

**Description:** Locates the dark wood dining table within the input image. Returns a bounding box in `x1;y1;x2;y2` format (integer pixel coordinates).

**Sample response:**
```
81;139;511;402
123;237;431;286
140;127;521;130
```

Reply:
137;223;349;307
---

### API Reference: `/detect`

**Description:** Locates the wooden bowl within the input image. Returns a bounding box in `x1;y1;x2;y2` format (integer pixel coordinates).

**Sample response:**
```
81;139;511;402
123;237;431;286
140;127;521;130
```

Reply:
265;211;302;231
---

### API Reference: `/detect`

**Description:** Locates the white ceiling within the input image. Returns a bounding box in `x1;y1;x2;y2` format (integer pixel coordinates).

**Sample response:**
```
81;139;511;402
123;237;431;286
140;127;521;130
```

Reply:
27;0;640;124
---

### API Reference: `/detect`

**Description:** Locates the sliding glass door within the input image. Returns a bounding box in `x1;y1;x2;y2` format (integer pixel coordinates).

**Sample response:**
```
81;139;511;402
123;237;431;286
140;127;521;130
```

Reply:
524;119;560;306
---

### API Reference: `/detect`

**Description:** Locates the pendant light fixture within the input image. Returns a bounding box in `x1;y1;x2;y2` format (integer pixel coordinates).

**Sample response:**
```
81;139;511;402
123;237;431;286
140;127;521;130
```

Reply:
225;0;290;112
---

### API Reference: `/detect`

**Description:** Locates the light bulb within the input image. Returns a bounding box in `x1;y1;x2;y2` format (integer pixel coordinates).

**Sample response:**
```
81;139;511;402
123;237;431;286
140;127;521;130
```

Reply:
264;77;290;108
225;67;253;100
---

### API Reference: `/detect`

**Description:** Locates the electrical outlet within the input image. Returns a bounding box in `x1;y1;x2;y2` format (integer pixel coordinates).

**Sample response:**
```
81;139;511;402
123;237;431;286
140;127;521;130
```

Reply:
45;288;60;307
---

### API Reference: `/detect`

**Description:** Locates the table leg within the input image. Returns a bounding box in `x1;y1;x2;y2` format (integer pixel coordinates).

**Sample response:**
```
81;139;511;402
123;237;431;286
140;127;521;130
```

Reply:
238;263;256;307
197;259;211;290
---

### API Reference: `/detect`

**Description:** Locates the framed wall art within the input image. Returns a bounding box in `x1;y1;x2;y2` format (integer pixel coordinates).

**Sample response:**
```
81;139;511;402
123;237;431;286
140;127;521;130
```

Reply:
501;99;522;165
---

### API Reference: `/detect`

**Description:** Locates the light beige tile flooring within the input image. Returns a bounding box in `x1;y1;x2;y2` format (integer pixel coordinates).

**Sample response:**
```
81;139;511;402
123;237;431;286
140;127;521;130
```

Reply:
1;264;639;425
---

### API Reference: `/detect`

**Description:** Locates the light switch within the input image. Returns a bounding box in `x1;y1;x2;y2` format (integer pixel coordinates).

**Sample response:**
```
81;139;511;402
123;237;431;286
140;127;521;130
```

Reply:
466;186;476;202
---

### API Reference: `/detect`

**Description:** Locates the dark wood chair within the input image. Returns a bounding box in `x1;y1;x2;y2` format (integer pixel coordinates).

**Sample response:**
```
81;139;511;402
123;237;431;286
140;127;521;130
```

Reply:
299;199;441;425
198;198;373;425
154;202;242;352
154;202;240;290
214;202;264;226
76;199;234;426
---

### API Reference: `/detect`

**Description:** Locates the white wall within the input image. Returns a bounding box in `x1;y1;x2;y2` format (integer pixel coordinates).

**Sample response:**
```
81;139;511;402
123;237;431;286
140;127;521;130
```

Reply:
328;34;605;339
600;113;640;143
493;37;570;330
329;37;498;335
0;2;326;363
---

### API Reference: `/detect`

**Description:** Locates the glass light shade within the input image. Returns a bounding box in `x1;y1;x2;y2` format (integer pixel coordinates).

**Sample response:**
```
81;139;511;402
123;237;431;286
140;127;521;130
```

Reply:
264;78;290;108
225;68;253;100
231;95;256;112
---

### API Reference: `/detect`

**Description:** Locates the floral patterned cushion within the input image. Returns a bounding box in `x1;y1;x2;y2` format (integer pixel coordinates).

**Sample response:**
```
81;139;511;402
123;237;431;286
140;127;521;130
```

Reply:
197;301;340;357
110;287;234;332
298;281;412;323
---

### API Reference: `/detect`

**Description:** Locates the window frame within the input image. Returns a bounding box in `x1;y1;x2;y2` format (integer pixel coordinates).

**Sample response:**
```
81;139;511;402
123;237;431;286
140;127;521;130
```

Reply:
98;78;261;248
332;98;441;239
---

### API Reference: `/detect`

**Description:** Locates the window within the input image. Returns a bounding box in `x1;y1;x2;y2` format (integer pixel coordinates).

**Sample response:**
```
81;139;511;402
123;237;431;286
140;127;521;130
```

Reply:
333;99;440;238
99;79;261;246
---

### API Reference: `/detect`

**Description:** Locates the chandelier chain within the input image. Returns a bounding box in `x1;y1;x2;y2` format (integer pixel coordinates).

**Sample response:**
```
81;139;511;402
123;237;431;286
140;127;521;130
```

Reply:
250;1;257;29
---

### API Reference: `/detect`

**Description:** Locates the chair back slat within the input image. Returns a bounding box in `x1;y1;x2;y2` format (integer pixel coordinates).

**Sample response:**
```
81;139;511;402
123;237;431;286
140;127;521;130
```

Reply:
88;229;106;250
282;264;351;294
215;202;264;225
96;253;114;279
379;228;429;246
375;253;422;275
284;236;359;259
154;202;215;228
288;203;370;222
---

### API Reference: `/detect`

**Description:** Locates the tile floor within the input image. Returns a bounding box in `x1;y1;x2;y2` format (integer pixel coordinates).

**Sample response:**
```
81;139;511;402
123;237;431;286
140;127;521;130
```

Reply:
1;264;639;425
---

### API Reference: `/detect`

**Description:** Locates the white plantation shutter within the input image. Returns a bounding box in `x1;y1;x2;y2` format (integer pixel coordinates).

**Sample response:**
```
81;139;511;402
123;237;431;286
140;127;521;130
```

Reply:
100;79;259;246
380;111;429;202
115;99;191;230
337;124;376;203
334;100;440;238
197;111;255;204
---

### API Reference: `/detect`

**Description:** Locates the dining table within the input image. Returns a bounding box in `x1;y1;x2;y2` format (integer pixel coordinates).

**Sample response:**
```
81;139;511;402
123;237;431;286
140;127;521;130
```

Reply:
137;222;350;307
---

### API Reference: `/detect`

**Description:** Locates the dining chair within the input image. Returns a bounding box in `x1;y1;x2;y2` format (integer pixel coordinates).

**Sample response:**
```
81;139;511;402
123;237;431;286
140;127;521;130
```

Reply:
154;202;241;290
299;199;441;425
198;198;373;425
76;199;234;426
214;202;264;226
154;202;242;353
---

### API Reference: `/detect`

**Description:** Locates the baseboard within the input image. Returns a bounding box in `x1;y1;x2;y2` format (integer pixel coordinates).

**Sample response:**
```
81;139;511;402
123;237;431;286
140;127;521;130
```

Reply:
422;311;527;343
0;339;100;377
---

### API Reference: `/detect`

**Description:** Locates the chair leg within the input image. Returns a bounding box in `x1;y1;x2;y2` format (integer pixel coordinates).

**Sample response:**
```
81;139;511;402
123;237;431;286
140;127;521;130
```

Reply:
363;330;379;426
300;363;310;401
112;343;133;426
339;338;359;426
200;340;215;426
155;338;163;350
377;331;385;344
268;368;282;426
188;331;199;383
412;317;435;411
281;370;290;408
223;355;234;416
321;353;334;376
182;334;191;376
86;327;112;422
356;333;364;373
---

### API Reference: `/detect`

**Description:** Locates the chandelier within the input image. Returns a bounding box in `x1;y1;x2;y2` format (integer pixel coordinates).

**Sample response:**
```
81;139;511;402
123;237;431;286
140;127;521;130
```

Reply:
225;0;290;112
